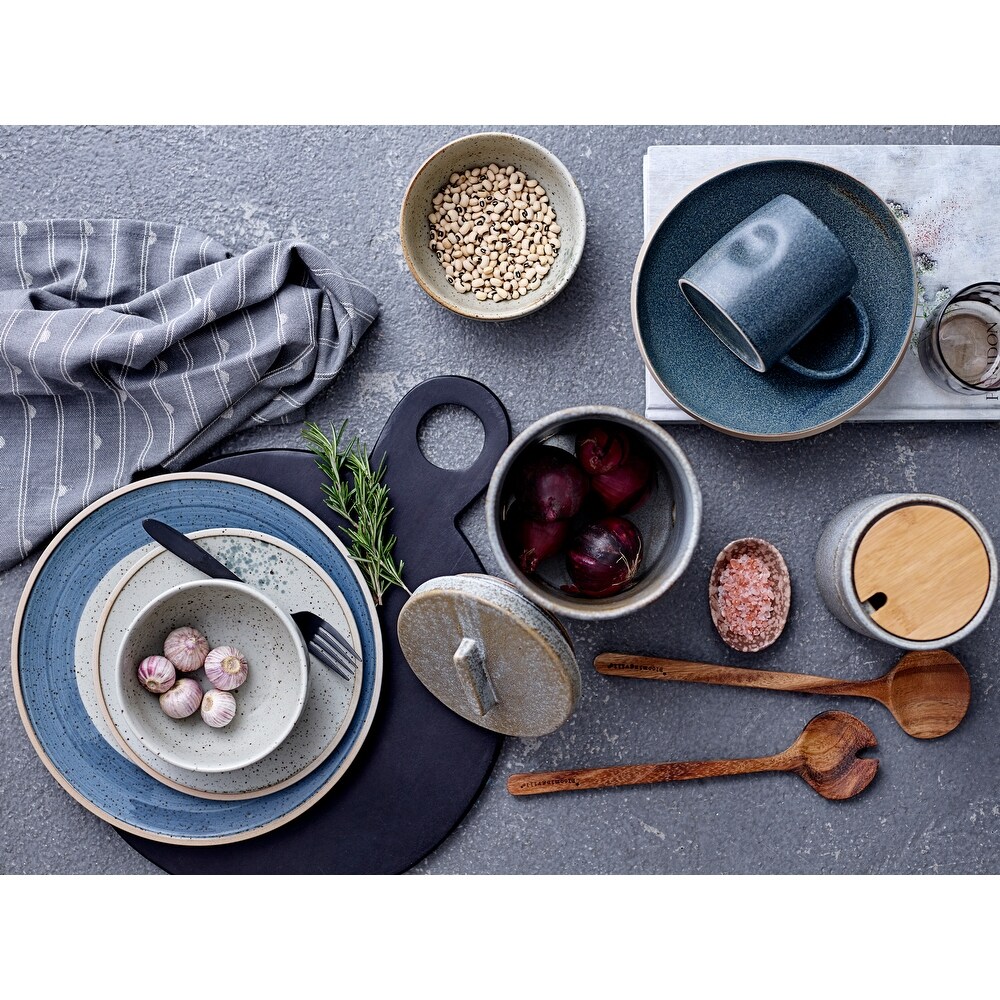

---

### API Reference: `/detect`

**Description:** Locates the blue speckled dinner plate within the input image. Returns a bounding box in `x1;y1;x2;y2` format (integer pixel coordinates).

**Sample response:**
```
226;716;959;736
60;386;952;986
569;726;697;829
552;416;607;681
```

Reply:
632;159;917;439
12;473;382;845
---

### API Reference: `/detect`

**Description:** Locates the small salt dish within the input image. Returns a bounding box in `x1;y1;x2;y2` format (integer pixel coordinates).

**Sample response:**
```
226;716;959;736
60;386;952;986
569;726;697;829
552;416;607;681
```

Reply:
709;538;791;653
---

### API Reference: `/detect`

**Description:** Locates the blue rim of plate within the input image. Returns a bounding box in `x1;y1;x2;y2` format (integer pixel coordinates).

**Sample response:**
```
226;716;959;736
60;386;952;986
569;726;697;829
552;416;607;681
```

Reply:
11;473;383;845
631;158;918;440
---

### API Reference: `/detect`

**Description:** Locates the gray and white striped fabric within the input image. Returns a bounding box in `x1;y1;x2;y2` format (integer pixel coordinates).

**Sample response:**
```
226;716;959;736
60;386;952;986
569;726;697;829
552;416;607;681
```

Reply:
0;219;379;570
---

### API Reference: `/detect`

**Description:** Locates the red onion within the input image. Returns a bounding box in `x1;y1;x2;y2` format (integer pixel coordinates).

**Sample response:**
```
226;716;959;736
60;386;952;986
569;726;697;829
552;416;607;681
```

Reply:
591;447;652;513
576;423;629;475
511;445;589;523
510;517;570;573
575;422;654;513
564;516;643;597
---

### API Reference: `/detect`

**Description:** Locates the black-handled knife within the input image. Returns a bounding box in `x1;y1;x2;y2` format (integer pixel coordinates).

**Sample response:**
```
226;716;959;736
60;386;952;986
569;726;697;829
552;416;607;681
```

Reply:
142;519;243;582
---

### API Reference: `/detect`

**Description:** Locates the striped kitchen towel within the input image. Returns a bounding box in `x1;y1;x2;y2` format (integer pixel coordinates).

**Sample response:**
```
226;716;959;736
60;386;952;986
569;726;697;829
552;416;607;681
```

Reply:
0;219;379;570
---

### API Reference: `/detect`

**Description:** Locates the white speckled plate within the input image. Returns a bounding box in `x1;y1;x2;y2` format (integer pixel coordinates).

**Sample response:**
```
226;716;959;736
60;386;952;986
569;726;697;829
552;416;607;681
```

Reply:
85;528;361;800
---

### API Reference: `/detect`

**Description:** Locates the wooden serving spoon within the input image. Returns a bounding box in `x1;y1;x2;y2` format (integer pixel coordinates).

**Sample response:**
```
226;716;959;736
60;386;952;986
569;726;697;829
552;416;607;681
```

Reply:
594;649;970;740
507;711;878;800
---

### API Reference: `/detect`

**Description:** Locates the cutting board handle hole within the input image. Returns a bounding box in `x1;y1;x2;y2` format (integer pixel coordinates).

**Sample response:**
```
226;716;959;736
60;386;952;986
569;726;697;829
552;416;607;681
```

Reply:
417;404;486;471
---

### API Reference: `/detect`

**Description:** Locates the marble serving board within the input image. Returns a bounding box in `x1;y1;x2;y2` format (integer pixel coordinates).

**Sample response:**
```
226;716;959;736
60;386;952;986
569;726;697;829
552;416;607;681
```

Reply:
643;144;1000;423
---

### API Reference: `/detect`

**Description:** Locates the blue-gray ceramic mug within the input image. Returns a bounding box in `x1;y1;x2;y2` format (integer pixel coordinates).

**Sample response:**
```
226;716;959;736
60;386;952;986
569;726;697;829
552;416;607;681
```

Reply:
677;194;870;380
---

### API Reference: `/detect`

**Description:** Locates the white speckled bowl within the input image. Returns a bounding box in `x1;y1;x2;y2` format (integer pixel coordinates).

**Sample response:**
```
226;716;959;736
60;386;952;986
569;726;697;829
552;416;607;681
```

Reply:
400;132;586;321
116;580;309;773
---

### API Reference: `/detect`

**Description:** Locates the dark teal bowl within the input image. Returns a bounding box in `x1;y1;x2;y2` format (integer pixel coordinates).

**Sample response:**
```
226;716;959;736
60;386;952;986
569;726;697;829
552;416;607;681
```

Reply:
632;159;917;440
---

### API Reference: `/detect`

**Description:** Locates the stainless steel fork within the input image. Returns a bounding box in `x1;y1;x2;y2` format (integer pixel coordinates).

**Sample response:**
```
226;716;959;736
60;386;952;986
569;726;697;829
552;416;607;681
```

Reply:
290;611;360;682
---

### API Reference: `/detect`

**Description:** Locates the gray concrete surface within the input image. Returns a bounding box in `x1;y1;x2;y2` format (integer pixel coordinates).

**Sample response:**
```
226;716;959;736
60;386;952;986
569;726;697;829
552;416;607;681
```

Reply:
2;125;999;875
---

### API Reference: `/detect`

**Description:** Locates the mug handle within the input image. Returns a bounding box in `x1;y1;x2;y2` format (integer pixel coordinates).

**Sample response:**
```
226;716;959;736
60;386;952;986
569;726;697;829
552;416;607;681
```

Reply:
778;297;871;381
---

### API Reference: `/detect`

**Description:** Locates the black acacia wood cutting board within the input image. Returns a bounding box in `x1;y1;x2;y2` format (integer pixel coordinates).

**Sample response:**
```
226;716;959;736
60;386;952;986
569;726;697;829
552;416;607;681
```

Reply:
120;375;512;874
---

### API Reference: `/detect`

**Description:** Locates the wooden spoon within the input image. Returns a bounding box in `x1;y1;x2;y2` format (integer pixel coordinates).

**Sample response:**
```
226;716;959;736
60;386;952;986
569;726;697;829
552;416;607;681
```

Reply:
507;710;878;800
594;649;969;740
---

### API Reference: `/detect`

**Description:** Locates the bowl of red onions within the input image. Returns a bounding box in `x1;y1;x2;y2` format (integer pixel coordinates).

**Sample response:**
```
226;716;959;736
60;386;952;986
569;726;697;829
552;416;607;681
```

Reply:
486;406;702;620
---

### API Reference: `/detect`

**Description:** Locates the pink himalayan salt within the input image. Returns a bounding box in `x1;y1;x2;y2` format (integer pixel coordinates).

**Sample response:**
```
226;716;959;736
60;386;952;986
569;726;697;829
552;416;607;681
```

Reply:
716;552;775;643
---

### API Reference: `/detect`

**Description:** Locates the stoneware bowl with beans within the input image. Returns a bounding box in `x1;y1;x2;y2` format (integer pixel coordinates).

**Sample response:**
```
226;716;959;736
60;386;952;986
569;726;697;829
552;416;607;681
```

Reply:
400;132;586;321
485;405;702;620
115;579;310;774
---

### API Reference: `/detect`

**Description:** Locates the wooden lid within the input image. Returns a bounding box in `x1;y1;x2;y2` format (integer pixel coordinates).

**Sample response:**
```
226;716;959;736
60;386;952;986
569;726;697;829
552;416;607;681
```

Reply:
397;574;580;737
853;503;991;641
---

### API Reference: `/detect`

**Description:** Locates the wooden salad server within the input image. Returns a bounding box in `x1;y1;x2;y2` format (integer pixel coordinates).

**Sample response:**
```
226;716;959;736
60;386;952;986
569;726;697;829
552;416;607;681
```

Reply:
507;711;878;800
594;649;970;740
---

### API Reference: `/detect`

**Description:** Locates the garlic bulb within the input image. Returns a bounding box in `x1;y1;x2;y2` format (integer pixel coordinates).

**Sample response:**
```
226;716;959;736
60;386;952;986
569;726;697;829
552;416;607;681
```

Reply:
137;654;176;694
158;677;203;719
201;688;237;728
204;645;249;690
163;626;210;672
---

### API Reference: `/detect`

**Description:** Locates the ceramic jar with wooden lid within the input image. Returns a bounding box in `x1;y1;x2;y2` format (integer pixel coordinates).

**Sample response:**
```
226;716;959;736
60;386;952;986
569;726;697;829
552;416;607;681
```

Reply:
815;493;997;649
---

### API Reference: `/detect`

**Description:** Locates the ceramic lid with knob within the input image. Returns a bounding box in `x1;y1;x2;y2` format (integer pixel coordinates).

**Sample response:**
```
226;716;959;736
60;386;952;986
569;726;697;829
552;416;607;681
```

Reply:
852;502;992;642
397;574;580;737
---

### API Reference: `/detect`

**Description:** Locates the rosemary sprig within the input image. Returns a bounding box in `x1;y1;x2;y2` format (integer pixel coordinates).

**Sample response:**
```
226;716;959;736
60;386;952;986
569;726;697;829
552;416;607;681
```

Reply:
302;420;410;606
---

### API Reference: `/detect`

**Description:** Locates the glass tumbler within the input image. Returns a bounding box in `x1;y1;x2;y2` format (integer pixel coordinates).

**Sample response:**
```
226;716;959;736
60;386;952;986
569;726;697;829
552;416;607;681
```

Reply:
918;282;1000;394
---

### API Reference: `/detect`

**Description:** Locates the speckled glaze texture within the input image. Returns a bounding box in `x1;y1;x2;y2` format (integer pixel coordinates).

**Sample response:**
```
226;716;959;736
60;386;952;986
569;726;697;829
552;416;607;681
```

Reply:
116;580;309;773
633;159;917;439
679;194;861;373
400;132;586;321
398;574;580;737
815;492;998;650
485;405;701;620
89;529;361;800
11;474;382;844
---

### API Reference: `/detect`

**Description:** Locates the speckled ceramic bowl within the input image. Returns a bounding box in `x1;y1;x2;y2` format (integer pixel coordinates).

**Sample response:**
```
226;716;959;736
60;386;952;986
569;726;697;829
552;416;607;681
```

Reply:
400;132;586;321
93;528;361;800
116;580;309;773
486;406;701;620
